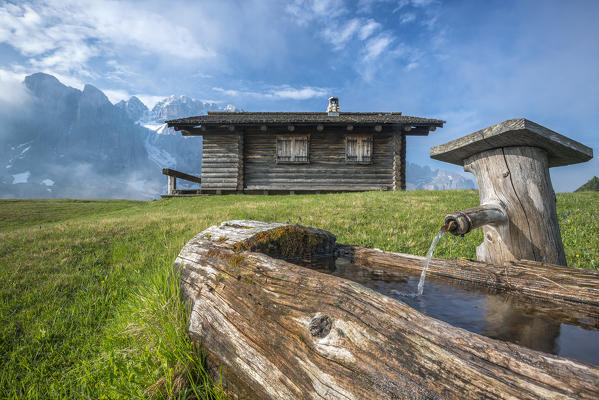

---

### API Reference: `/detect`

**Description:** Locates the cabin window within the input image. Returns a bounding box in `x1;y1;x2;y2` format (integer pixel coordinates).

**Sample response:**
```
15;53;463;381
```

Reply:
276;135;309;163
345;134;373;164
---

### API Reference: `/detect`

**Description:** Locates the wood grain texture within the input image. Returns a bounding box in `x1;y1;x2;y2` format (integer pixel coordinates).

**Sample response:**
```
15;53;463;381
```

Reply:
430;118;593;167
443;204;508;236
201;134;243;189
400;133;406;190
243;129;394;190
392;132;402;190
162;168;202;184
167;175;176;195
464;146;566;266
177;220;599;400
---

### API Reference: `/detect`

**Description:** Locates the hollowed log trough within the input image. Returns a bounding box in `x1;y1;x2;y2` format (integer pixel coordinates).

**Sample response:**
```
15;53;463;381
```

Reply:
176;220;599;400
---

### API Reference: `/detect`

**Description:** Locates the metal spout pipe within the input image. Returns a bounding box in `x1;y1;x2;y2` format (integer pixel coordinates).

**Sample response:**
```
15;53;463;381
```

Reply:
442;204;508;236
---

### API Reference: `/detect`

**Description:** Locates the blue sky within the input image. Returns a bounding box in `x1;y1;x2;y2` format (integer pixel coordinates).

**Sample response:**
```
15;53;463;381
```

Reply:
0;0;597;191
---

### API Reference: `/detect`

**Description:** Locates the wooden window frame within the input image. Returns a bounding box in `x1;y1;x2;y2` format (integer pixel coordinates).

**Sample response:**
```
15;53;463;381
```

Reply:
345;134;373;164
275;135;310;164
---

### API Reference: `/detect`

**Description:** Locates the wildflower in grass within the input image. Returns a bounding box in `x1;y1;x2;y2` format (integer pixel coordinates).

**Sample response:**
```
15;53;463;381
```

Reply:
576;254;580;258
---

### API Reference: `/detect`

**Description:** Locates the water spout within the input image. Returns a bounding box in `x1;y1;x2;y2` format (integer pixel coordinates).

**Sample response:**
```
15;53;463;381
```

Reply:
442;204;507;236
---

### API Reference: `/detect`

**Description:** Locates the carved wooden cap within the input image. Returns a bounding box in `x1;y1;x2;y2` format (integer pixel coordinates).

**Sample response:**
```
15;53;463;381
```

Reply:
430;118;593;167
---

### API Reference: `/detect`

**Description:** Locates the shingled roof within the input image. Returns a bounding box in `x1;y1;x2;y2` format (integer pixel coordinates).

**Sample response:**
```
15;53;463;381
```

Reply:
167;112;445;128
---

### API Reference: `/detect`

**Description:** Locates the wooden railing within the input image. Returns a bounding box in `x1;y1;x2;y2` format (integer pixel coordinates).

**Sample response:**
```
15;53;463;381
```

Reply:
162;168;201;195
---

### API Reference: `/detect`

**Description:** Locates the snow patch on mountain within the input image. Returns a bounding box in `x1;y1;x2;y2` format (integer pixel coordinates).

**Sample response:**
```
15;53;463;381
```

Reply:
151;95;222;121
143;123;176;135
224;104;241;112
144;136;177;169
115;96;150;122
406;163;475;190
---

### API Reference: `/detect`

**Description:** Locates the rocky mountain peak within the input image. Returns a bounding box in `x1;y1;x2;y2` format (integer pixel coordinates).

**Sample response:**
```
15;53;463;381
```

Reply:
81;84;111;107
128;95;147;109
151;95;221;121
224;104;240;112
24;72;77;101
24;72;61;88
115;96;149;122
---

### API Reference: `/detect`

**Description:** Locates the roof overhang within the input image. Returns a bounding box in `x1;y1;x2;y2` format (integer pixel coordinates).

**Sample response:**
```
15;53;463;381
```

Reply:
167;112;445;137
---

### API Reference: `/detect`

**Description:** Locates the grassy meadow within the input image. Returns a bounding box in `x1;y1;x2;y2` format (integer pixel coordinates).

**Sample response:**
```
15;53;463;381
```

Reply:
1;191;598;399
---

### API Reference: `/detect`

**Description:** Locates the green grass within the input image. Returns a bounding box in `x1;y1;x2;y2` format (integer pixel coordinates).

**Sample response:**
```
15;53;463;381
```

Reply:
0;191;597;399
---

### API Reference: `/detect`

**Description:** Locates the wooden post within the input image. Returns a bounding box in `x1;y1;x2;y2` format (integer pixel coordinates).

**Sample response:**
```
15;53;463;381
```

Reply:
431;119;593;266
392;132;405;191
237;133;244;191
168;175;176;195
400;133;406;190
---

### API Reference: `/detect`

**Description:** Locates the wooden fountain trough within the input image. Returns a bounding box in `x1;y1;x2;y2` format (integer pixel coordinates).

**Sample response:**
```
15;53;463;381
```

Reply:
176;220;599;400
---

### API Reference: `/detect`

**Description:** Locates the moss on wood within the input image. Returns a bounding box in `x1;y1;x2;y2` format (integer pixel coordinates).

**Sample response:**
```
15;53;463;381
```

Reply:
232;225;331;261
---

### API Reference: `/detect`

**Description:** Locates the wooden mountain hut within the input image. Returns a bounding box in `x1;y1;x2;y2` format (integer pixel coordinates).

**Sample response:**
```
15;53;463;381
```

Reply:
165;97;444;194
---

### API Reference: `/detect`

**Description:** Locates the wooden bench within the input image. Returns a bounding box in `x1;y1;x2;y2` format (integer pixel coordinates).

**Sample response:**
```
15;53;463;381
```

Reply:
162;168;202;196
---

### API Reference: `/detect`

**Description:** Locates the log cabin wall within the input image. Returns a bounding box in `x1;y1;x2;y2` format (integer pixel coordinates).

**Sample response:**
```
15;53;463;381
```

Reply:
243;128;395;191
201;133;243;190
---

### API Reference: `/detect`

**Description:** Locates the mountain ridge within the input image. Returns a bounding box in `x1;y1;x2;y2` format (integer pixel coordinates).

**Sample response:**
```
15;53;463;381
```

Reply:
1;73;474;199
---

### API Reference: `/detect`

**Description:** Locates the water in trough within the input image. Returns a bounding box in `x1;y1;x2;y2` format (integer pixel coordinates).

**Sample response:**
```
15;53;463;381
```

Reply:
323;257;599;366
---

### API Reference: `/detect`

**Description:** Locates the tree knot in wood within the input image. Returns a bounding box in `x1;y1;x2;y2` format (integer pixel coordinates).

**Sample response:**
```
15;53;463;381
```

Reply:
309;315;332;338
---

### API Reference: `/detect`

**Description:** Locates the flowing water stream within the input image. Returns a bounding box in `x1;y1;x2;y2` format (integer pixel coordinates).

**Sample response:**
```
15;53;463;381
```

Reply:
417;230;444;295
391;230;444;297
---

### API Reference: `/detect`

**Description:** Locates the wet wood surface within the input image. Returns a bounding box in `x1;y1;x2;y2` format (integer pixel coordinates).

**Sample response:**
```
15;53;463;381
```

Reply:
177;220;599;400
341;245;599;327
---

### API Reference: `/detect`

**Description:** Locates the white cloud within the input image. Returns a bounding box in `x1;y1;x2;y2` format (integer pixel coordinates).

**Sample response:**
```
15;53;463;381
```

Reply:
285;0;439;80
213;87;245;97
323;18;361;50
286;0;347;25
411;0;436;7
12;171;31;184
213;85;328;100
0;0;215;79
272;86;329;100
363;34;394;62
359;19;381;40
400;13;416;24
